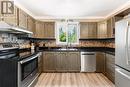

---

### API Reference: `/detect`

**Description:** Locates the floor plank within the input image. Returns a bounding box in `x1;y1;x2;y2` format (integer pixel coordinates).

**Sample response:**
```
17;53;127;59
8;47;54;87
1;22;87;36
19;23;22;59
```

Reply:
35;73;115;87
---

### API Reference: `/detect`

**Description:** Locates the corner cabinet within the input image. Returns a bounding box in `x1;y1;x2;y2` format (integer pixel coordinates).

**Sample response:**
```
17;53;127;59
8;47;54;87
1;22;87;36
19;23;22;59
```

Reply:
80;22;97;39
43;52;80;72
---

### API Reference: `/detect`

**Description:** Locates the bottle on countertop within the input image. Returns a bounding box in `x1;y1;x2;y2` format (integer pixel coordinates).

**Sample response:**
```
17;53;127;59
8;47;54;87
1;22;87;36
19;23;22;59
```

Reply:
31;43;35;53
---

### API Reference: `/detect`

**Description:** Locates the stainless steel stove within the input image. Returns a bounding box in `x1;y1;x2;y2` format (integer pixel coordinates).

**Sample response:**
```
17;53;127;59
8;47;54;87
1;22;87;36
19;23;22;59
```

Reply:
0;43;40;87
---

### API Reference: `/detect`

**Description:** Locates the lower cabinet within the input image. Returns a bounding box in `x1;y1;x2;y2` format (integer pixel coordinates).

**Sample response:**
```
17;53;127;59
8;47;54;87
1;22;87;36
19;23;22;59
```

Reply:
96;52;115;83
38;53;43;75
96;52;106;74
68;52;81;72
106;53;115;83
43;52;80;72
43;52;56;72
56;52;68;72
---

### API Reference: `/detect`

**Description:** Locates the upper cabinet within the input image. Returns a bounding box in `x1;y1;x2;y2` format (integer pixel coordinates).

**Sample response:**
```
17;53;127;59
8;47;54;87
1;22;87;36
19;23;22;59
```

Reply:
2;6;18;26
107;18;115;38
43;22;55;38
18;9;28;29
35;21;44;38
27;16;35;34
35;21;55;38
97;21;107;38
80;22;97;39
97;17;117;38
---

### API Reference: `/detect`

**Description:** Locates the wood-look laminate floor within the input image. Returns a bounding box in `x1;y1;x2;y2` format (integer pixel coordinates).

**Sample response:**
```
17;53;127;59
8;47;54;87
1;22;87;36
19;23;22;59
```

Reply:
35;73;115;87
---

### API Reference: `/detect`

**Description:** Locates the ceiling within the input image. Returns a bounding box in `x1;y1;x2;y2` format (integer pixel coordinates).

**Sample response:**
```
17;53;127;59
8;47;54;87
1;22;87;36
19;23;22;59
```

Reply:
14;0;130;20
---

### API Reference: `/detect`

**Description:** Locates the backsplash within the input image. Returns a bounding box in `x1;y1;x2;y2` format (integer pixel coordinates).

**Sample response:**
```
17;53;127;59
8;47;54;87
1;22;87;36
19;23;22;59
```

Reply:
0;33;18;43
79;41;106;47
0;33;115;48
38;40;115;48
105;40;115;48
0;33;31;49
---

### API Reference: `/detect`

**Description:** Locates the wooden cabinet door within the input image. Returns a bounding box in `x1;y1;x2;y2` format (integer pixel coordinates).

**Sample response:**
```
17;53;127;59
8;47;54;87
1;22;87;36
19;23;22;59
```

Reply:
88;22;97;38
68;52;80;72
43;52;56;72
38;53;43;74
107;18;114;38
18;9;28;29
80;22;89;38
44;22;55;38
27;16;35;33
35;21;44;38
97;21;107;38
96;52;106;74
56;52;68;72
80;22;97;39
3;6;18;26
106;53;115;83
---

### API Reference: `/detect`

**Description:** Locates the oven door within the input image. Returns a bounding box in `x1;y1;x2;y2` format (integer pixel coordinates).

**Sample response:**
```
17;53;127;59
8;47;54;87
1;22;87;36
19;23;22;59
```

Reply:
18;54;39;87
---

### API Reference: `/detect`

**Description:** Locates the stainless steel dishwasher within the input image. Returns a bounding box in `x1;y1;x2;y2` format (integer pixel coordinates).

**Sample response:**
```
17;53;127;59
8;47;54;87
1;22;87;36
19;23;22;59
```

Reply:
81;52;96;72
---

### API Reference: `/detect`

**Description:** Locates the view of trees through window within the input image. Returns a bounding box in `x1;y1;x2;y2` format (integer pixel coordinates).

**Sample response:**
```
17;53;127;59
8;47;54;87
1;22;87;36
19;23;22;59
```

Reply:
56;22;79;45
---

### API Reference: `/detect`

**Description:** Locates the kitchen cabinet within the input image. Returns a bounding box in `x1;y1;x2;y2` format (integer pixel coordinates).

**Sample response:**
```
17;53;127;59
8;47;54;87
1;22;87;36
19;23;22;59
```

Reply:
18;9;28;29
2;6;18;26
80;22;97;39
43;51;80;72
107;17;115;38
56;52;68;72
96;52;106;74
105;53;115;83
107;16;123;38
43;22;55;38
27;16;35;33
55;52;80;72
35;21;44;38
68;52;81;72
38;53;43;75
97;21;107;38
35;21;55;38
43;52;56;72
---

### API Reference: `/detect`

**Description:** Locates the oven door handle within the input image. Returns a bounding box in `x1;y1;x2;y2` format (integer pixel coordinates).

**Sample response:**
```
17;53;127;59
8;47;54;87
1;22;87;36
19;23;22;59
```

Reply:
20;54;39;64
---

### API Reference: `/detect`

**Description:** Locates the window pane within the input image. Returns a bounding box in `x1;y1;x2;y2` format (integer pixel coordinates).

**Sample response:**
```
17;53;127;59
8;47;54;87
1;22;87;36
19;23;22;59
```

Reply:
59;26;66;42
57;23;67;43
68;24;78;43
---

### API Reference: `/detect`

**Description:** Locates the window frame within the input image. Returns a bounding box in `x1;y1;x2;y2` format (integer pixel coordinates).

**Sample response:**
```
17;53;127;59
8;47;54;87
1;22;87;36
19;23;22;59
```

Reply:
56;21;80;45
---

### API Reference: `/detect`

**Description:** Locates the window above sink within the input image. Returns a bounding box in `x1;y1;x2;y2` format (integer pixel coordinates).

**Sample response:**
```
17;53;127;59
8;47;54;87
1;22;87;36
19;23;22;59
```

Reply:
56;21;80;45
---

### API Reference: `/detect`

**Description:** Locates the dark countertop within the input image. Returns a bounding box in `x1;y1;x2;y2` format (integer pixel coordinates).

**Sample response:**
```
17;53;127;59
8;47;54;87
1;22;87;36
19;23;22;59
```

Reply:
17;47;115;61
39;47;115;55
